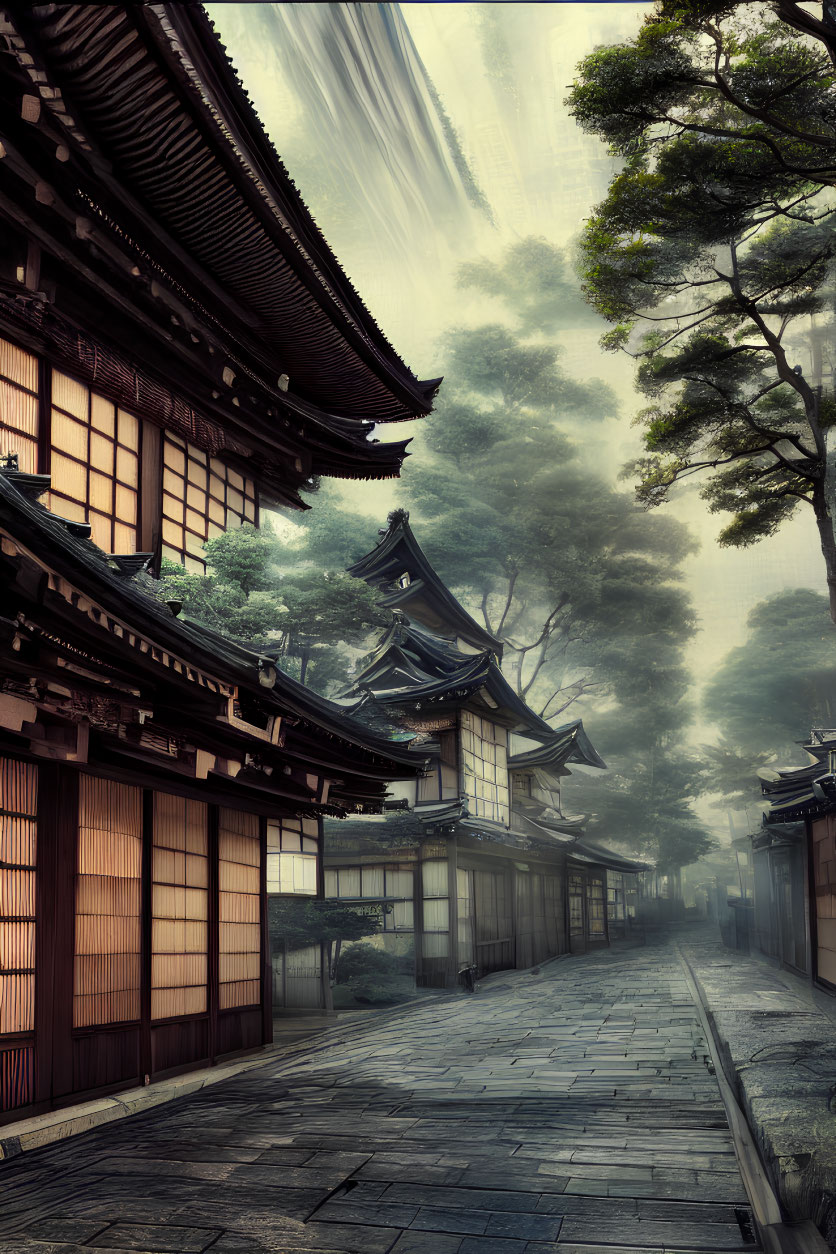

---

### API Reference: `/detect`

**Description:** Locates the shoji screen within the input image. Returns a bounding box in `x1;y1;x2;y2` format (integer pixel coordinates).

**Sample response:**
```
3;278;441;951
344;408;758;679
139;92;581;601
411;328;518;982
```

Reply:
74;778;142;1028
218;810;261;1010
161;434;257;572
0;758;37;1112
0;337;39;473
265;816;318;895
49;373;140;552
151;795;208;1020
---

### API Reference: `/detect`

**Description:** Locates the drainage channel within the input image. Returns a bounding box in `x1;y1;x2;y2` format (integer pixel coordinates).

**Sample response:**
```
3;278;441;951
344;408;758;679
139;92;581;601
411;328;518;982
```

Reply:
675;942;829;1254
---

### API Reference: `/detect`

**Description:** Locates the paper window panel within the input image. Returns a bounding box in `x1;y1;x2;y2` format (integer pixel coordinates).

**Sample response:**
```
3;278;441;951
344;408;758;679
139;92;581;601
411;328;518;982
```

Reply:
0;336;39;476
73;777;142;1028
218;810;261;1010
324;869;338;897
422;860;448;897
338;867;360;897
361;866;384;898
0;759;37;1040
162;434;258;571
49;373;140;553
151;795;208;1021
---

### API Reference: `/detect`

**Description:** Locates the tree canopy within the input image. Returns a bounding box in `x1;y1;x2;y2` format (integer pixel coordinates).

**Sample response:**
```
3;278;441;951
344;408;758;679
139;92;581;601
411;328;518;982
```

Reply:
704;587;836;795
568;1;836;620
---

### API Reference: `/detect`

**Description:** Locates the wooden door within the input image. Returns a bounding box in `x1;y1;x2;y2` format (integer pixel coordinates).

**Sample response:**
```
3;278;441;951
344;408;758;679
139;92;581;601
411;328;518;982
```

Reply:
472;868;514;974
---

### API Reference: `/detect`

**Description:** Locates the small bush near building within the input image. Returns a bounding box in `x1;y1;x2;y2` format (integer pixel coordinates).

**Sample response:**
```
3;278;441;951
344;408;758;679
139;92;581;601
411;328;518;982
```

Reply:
335;943;415;1004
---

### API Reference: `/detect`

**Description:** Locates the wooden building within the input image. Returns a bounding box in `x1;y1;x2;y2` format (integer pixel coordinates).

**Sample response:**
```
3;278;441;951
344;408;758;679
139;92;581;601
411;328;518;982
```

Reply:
0;4;435;1120
324;511;643;989
757;730;836;986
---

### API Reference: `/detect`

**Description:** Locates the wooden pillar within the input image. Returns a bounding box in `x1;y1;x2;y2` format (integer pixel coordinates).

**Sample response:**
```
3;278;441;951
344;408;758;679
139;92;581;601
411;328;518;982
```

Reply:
445;835;459;989
139;789;153;1082
207;804;219;1063
259;817;272;1044
412;857;424;987
34;762;77;1104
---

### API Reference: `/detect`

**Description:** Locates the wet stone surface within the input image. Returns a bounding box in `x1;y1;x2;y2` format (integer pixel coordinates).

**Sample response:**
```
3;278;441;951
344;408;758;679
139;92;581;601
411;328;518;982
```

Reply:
0;932;759;1252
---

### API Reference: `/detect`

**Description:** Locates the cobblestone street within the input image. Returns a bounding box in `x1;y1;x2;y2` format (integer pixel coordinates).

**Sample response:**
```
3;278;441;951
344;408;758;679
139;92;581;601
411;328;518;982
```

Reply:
0;934;760;1254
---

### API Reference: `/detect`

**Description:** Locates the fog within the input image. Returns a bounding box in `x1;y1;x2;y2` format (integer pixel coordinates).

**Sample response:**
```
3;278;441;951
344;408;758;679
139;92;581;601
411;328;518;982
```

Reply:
205;1;823;762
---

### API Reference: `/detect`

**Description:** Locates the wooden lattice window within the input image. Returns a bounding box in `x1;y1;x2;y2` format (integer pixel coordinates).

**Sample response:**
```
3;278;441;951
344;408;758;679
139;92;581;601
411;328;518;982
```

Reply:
586;874;606;937
151;794;208;1021
218;810;261;1010
161;434;257;573
0;337;39;473
460;712;510;824
49;371;140;553
74;778;142;1028
266;817;318;895
0;759;37;1039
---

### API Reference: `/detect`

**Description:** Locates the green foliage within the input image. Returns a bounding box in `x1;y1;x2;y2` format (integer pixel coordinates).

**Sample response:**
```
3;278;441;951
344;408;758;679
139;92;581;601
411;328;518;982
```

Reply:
704;588;836;763
156;523;386;694
334;943;414;1004
568;3;836;604
268;897;380;952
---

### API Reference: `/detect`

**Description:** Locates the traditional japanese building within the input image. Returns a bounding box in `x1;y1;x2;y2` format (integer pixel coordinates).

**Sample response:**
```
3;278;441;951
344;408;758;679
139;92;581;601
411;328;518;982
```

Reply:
324;511;644;988
0;4;435;1120
756;729;836;984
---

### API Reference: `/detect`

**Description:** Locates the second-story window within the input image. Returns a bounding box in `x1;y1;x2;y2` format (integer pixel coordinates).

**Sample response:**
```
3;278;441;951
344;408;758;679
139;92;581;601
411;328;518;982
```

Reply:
461;711;510;824
0;337;39;473
161;434;257;572
49;372;140;553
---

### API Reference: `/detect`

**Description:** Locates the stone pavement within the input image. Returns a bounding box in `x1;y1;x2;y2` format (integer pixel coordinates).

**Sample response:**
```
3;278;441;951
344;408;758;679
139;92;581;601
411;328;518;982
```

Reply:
0;933;763;1254
681;928;836;1247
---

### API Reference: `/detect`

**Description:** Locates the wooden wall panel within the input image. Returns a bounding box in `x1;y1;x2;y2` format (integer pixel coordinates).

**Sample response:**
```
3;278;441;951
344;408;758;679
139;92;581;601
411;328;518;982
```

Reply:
73;1027;140;1093
151;794;208;1021
151;1017;209;1074
218;810;261;1011
217;1007;262;1057
74;778;142;1028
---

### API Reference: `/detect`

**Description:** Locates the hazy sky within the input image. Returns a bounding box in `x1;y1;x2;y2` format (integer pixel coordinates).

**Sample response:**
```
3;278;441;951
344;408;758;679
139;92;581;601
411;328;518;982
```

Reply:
206;1;823;743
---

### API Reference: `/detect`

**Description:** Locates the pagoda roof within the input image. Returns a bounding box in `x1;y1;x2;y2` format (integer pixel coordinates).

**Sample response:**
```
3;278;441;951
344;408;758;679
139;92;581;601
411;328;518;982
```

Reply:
0;468;428;812
0;4;438;436
347;511;503;657
508;720;606;773
759;731;836;822
345;618;553;738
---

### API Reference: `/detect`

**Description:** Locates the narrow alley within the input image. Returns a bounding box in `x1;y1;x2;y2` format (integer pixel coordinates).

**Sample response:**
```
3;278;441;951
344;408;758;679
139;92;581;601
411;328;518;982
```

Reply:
0;933;761;1254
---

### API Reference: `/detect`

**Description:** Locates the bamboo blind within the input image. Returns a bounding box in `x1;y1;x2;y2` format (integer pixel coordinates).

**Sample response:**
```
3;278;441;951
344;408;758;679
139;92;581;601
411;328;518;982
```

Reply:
460;712;510;823
151;794;208;1020
73;778;142;1028
218;809;261;1010
0;336;39;473
265;816;318;896
0;758;38;1036
161;434;257;573
48;372;140;553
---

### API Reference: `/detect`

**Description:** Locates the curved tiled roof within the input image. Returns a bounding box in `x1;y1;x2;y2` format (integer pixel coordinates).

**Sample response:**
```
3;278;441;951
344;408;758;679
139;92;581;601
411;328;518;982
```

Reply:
6;3;438;424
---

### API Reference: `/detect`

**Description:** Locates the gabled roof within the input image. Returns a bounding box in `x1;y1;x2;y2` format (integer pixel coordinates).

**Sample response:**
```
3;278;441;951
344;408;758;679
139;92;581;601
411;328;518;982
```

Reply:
760;731;836;822
344;617;553;738
508;720;607;772
1;3;438;426
347;511;502;657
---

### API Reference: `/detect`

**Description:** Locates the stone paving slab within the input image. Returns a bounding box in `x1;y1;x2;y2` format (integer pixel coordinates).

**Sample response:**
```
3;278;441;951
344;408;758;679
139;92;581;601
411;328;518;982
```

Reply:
0;931;764;1253
680;928;836;1247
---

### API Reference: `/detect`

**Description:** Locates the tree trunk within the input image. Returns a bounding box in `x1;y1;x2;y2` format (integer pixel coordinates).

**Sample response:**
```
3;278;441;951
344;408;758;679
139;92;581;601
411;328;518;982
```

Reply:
812;471;836;625
299;647;311;685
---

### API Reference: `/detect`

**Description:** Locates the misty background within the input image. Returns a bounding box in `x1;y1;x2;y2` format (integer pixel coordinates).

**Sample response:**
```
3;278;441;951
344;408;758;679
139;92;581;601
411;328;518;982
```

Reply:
203;0;825;848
